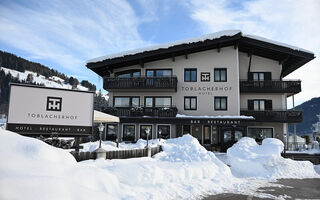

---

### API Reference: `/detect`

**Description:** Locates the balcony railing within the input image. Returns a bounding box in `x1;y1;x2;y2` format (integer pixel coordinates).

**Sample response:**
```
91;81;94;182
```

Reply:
240;80;301;94
103;76;178;91
103;106;178;118
240;110;303;123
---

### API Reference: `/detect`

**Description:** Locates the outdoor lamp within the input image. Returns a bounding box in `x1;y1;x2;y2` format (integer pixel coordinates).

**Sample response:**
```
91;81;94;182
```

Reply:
98;123;104;148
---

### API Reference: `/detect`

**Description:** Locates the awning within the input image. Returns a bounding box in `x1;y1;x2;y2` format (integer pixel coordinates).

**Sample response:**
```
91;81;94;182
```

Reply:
94;110;119;123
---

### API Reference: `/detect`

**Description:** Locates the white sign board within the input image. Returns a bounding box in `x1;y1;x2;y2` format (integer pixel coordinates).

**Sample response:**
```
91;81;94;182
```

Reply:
7;84;94;136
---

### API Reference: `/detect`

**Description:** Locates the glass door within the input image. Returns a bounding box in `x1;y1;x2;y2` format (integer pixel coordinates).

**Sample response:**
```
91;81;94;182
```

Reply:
203;125;211;144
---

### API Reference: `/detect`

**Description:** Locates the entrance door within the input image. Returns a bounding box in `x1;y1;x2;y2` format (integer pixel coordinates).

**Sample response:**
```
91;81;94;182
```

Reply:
221;126;245;152
203;125;211;144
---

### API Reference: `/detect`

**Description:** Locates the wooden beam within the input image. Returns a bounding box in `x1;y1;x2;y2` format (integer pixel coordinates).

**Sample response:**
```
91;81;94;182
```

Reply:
234;41;239;49
184;51;188;59
172;53;175;62
139;60;144;68
217;44;221;52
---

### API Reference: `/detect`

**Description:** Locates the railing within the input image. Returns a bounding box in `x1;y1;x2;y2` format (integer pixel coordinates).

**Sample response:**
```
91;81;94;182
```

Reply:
240;110;303;123
103;106;178;117
103;76;178;90
240;80;301;94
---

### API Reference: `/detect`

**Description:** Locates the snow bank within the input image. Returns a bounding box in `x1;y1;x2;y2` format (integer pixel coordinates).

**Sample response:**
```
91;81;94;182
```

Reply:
227;137;319;179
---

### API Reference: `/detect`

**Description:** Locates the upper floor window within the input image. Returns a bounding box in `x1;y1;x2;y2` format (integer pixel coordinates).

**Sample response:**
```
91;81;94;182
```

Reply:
146;69;172;77
184;96;197;110
144;97;172;107
248;72;271;81
214;68;227;82
114;96;140;107
115;70;141;78
184;68;197;82
214;97;227;111
248;99;272;111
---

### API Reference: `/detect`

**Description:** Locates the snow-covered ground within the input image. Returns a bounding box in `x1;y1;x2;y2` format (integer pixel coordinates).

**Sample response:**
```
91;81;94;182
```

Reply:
1;129;319;200
1;67;88;91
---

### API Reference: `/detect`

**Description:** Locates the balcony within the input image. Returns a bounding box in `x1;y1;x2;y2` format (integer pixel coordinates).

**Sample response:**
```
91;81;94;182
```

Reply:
240;110;303;123
103;106;178;118
103;76;178;91
240;80;301;94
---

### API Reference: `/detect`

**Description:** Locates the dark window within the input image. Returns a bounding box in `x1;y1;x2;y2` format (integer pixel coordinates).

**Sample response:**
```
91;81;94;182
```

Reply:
114;97;140;107
183;125;191;135
140;125;152;140
214;97;227;110
248;128;273;142
115;70;141;77
123;124;135;142
144;97;172;107
146;69;172;77
184;68;197;82
248;100;272;110
106;124;117;140
158;125;170;139
248;72;271;81
184;97;197;110
214;68;227;82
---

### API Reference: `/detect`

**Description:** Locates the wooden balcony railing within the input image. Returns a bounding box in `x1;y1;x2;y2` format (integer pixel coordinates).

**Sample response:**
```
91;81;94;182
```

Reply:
103;76;177;91
240;110;303;123
103;106;178;118
240;80;301;94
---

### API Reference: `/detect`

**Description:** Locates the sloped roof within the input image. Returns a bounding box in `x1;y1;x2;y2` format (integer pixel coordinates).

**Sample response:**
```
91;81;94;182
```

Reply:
87;30;315;78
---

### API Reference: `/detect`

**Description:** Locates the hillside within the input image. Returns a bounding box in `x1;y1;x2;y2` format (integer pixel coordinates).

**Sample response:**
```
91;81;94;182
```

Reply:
289;97;320;135
0;51;107;114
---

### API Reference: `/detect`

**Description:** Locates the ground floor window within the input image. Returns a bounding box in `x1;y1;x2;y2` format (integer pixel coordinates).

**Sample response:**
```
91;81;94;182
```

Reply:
140;125;152;140
203;125;211;144
183;125;191;135
247;127;273;142
106;124;117;140
158;125;170;139
123;124;135;142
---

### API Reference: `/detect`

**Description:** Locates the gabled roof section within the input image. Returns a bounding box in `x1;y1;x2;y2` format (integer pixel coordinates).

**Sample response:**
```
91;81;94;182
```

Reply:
87;30;315;78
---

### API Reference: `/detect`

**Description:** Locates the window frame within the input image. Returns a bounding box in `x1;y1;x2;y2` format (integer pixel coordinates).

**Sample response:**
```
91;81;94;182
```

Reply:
139;124;153;140
113;96;140;107
184;68;197;82
184;96;197;110
122;124;136;142
214;96;228;111
214;68;227;82
115;69;141;77
146;69;173;77
157;124;171;139
253;99;265;111
144;96;172;107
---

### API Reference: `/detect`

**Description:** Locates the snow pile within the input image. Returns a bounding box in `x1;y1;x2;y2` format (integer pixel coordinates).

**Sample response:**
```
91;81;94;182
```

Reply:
227;137;320;179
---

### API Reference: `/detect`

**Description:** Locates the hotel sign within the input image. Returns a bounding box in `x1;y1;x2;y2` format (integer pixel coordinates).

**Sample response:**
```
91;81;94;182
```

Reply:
7;84;94;136
181;86;232;95
190;119;242;125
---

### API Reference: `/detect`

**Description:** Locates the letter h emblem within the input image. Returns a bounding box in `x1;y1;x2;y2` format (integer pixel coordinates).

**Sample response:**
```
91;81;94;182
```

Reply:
46;96;62;111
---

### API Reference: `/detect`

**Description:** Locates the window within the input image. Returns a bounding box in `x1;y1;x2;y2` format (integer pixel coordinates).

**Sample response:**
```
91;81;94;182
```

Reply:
214;97;227;110
115;70;141;77
248;128;273;142
184;97;197;110
114;97;140;107
248;72;271;81
158;125;170;139
183;125;191;135
184;68;197;82
144;97;172;107
248;100;272;111
214;68;227;82
106;124;117;140
146;69;172;77
140;125;152;140
203;125;211;144
123;124;135;142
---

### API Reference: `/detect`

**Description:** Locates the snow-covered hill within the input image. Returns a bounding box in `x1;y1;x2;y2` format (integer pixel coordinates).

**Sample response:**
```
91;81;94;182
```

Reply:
1;67;88;91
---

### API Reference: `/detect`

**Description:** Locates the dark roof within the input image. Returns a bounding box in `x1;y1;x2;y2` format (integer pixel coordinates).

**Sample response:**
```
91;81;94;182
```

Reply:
86;32;315;78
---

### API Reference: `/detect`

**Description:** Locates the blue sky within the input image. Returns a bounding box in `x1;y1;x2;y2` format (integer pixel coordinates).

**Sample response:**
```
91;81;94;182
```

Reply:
0;0;320;106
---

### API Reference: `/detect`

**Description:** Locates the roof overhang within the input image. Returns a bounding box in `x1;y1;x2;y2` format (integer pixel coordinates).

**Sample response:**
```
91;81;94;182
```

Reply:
87;32;315;78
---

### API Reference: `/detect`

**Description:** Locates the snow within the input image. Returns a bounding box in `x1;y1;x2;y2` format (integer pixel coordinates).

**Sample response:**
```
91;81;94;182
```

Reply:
227;137;320;179
1;67;88;91
1;129;319;200
176;114;254;119
87;30;313;64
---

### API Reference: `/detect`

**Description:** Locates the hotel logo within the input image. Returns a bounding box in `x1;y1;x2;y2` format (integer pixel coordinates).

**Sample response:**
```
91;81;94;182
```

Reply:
46;96;62;111
201;72;210;82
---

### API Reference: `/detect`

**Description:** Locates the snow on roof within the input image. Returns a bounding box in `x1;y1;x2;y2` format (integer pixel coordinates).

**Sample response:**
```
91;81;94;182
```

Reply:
87;30;314;64
86;30;241;63
176;114;254;119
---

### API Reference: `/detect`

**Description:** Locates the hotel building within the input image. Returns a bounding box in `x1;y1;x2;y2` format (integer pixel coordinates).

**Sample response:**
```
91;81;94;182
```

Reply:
86;30;314;151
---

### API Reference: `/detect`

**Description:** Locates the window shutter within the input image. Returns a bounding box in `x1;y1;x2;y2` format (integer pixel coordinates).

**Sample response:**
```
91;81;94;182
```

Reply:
248;100;254;110
265;72;272;81
265;100;273;110
248;72;253;81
